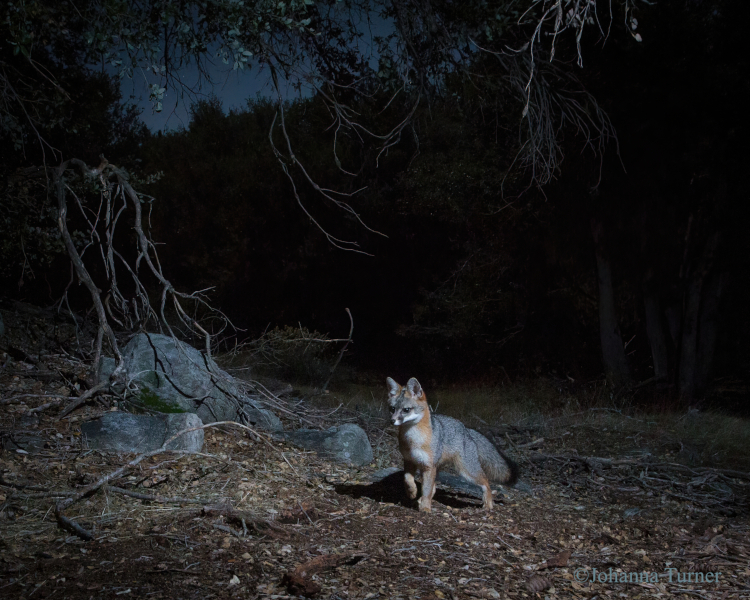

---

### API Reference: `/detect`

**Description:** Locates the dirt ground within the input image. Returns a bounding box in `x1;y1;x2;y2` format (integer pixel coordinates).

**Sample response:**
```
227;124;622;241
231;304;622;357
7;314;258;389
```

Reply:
1;344;749;599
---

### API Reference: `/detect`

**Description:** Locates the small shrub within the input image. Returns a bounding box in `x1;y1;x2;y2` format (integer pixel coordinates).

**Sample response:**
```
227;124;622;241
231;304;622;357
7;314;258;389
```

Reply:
244;325;337;385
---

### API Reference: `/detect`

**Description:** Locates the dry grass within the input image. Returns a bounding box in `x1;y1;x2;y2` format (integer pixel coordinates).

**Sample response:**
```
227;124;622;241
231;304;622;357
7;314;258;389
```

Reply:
423;379;565;427
220;341;750;474
318;376;750;473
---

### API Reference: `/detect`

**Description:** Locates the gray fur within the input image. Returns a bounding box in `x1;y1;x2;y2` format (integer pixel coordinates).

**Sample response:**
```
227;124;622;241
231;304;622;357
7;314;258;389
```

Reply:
467;428;517;484
431;415;517;485
388;376;519;510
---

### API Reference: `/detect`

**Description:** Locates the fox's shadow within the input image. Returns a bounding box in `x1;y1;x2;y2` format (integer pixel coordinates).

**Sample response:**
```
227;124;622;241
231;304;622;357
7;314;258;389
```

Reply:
334;469;485;510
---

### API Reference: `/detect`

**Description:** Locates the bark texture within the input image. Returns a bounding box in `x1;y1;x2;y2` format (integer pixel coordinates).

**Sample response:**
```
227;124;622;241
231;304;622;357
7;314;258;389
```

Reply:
679;232;720;401
591;219;630;387
695;271;728;395
643;280;668;382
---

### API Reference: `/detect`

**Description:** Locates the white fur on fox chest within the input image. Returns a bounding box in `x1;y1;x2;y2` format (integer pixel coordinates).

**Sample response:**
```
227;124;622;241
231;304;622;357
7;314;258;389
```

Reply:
398;423;432;468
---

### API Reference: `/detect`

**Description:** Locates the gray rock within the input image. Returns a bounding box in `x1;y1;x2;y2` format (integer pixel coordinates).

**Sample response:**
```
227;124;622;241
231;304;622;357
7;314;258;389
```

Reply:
2;431;45;454
281;423;373;466
436;472;486;499
81;411;204;453
369;467;401;481
238;401;283;432
100;333;282;430
98;356;117;385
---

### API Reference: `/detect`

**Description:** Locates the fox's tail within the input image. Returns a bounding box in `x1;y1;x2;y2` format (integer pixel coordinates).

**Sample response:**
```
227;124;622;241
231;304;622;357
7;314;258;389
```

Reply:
468;429;519;485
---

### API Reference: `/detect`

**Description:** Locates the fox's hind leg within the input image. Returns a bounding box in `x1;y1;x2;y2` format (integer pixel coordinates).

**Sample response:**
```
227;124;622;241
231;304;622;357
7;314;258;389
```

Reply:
403;461;418;500
467;471;494;510
477;474;494;510
456;457;494;510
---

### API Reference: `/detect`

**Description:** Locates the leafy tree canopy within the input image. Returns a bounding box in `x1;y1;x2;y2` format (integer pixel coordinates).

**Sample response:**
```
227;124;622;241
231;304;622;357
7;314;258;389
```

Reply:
2;0;646;182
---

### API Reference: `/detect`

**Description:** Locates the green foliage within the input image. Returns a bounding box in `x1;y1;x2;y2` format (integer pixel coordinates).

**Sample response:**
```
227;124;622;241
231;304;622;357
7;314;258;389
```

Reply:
0;0;355;151
0;175;64;283
398;108;516;221
0;167;113;287
137;389;186;414
1;0;639;182
0;53;148;290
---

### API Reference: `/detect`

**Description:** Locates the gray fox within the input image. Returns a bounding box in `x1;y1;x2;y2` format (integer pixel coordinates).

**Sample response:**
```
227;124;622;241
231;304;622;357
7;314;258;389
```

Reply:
387;377;518;512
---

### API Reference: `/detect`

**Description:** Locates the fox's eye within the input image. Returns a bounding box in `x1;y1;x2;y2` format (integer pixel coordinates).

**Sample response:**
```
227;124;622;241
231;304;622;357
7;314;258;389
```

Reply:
388;406;395;413
403;407;411;413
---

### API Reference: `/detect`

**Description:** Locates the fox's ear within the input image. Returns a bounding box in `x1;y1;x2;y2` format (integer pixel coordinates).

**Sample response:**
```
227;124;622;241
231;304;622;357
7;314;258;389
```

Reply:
407;377;423;398
386;377;400;396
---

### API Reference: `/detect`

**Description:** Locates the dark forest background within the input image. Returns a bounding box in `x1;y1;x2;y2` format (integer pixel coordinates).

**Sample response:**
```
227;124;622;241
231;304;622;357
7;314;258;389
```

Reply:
1;1;748;409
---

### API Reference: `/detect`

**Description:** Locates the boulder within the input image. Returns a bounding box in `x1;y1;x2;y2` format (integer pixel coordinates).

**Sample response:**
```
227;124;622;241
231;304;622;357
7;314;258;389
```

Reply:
98;333;282;431
81;411;204;453
369;467;401;481
280;423;373;466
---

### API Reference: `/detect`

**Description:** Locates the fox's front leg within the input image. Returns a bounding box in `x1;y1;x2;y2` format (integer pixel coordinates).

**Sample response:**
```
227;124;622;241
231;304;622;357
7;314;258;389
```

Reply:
403;461;418;500
418;467;436;512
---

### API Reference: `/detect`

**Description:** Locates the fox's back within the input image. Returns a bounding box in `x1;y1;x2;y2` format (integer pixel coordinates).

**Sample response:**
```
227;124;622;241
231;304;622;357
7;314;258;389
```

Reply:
430;413;475;461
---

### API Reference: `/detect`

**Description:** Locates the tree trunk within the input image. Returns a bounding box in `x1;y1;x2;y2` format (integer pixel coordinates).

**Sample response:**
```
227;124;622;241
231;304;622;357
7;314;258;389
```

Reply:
642;275;668;382
695;271;728;394
678;232;720;401
679;276;702;402
591;219;630;387
665;304;682;346
679;159;727;401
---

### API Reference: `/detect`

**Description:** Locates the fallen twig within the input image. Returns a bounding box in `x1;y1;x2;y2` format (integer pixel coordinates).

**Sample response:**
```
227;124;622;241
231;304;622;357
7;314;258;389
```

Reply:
202;503;289;538
54;506;93;541
516;438;545;450
103;484;204;505
9;491;70;499
529;452;643;467
1;393;66;404
321;307;354;393
58;382;107;419
212;523;243;538
0;477;51;492
26;399;64;414
241;383;317;427
282;553;367;597
647;462;750;482
529;452;750;481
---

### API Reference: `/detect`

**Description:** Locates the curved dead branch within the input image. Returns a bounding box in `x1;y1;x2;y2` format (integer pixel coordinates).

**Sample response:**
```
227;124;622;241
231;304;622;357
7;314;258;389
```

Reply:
50;156;238;412
322;308;354;393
